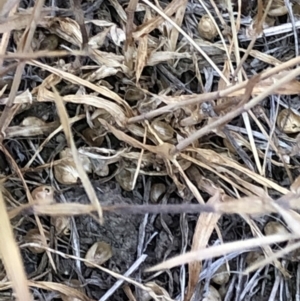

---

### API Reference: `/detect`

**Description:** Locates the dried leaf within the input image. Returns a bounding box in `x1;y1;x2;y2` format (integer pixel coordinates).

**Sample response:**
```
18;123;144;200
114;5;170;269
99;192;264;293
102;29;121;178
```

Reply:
41;17;82;46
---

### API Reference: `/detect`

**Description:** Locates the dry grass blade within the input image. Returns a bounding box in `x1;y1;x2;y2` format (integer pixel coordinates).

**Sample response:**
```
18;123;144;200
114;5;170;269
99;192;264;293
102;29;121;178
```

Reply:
0;89;32;105
129;55;300;124
29;60;133;114
59;95;127;127
0;0;45;141
133;0;183;39
1;49;87;59
51;85;103;223
0;0;299;298
140;0;228;83
185;191;222;301
0;188;32;301
28;281;92;301
124;0;138;69
23;246;166;300
182;151;289;194
0;0;20;18
169;0;188;52
0;144;57;273
146;233;298;272
0;12;48;33
24;115;85;168
174;65;300;153
8;203;96;219
0;3;18;68
5;121;59;138
245;239;300;274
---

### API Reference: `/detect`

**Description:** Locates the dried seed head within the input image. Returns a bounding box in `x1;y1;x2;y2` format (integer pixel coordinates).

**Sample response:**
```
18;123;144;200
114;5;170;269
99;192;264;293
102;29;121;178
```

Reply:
39;34;59;51
13;30;40;50
90;157;110;177
198;15;218;41
125;87;146;102
266;0;288;16
264;221;289;236
91;108;112;123
31;185;55;205
21;116;46;127
24;228;49;254
223;138;238;154
140;282;171;301
151;119;174;141
212;263;230;285
51;216;71;236
82;127;104;147
54;148;92;184
277;109;300;133
203;285;221;301
54;161;79;184
245;251;264;266
150;183;166;203
115;168;135;191
84;241;112;268
128;124;149;138
294;3;300;20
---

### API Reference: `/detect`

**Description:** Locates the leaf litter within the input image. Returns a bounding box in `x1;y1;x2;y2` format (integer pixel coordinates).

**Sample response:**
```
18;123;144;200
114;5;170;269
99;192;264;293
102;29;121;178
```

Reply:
1;0;300;300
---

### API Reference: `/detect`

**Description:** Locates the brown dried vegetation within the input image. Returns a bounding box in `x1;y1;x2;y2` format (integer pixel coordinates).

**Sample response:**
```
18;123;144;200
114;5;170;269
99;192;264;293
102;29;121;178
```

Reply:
0;0;300;300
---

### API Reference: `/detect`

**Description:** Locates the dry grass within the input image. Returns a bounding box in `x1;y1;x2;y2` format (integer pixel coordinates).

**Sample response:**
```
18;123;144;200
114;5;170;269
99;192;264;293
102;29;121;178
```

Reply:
0;0;300;300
